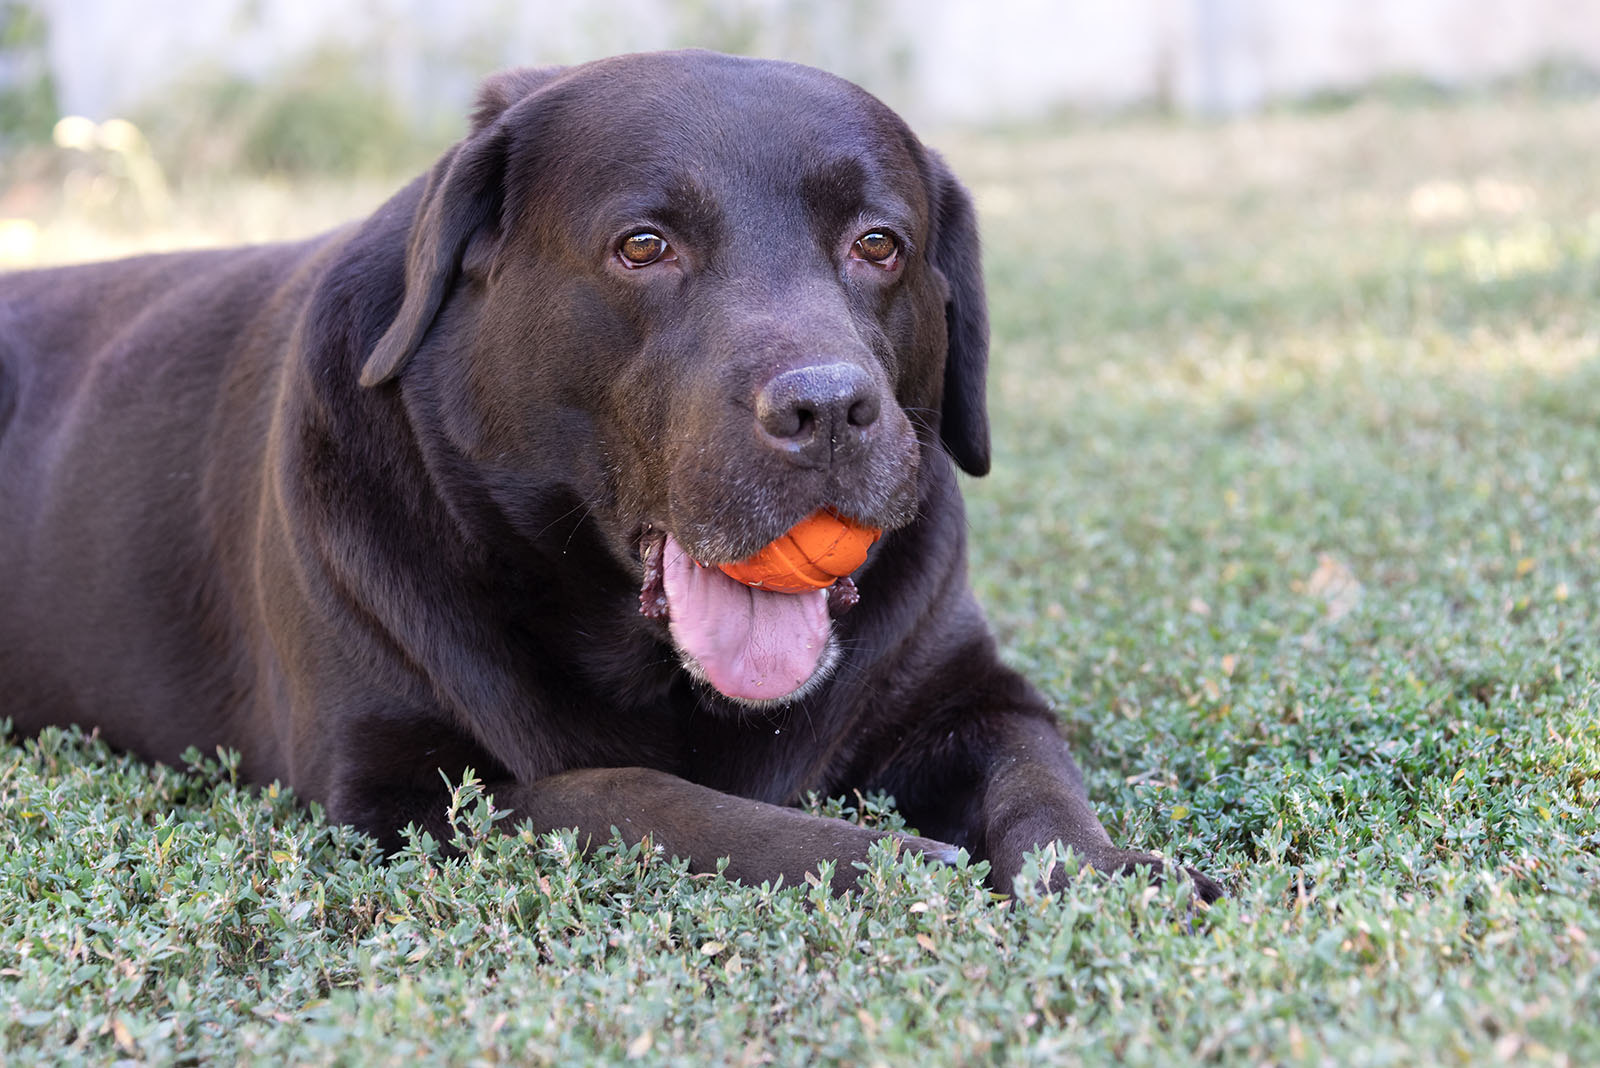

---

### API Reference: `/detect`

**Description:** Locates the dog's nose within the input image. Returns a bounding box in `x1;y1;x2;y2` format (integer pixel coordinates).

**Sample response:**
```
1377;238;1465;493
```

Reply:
755;363;881;465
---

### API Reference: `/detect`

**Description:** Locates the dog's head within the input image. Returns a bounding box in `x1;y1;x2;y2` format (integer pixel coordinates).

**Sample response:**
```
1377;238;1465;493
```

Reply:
356;51;989;706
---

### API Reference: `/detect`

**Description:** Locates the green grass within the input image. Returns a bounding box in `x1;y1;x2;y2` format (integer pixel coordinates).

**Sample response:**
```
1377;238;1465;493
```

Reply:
3;97;1599;1064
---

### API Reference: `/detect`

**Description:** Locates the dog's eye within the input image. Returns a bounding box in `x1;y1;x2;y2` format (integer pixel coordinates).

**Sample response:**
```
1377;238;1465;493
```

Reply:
851;231;899;268
619;232;670;267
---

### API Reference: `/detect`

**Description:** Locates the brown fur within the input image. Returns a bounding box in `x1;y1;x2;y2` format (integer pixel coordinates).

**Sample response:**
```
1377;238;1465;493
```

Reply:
0;52;1218;900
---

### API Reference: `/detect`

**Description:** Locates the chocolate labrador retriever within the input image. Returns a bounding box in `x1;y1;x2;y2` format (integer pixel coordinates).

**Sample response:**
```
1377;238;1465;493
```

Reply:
0;51;1220;901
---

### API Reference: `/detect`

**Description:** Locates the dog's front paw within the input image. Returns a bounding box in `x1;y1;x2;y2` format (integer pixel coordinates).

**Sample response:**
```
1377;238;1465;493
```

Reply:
1175;862;1225;903
896;834;963;867
1004;845;1224;903
1089;848;1225;903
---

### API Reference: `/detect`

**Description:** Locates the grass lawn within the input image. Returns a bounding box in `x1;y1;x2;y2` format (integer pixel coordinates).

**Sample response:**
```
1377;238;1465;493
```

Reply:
3;95;1598;1065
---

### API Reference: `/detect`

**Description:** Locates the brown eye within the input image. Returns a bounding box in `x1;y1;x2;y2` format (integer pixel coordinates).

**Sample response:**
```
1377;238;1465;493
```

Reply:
619;232;669;267
852;231;899;267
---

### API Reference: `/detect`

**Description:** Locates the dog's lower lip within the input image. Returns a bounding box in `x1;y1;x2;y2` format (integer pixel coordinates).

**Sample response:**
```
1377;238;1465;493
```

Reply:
638;528;669;620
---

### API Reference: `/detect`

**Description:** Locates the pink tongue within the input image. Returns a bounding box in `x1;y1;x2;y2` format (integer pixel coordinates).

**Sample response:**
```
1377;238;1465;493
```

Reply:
661;534;831;702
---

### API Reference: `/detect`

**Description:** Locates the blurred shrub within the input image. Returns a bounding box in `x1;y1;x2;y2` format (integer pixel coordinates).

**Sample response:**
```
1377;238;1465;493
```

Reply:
1282;56;1600;116
667;0;913;105
49;114;171;227
0;1;56;145
1510;55;1600;99
135;48;439;181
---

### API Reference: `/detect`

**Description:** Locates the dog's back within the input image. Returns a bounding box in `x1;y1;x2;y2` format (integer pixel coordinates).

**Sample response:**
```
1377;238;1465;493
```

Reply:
0;244;320;762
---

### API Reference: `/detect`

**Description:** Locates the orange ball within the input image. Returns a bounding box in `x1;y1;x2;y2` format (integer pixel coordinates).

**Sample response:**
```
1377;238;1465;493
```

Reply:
719;510;882;593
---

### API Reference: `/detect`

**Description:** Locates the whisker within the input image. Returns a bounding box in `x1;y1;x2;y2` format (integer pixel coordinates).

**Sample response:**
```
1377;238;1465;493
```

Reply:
532;498;595;542
560;502;597;553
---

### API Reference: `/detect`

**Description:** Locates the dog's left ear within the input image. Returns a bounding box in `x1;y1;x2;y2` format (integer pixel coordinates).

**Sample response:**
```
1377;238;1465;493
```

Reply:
361;68;563;388
359;132;508;387
925;151;991;477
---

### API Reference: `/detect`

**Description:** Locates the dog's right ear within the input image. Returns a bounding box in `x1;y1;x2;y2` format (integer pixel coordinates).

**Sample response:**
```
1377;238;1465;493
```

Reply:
470;66;563;132
360;67;564;388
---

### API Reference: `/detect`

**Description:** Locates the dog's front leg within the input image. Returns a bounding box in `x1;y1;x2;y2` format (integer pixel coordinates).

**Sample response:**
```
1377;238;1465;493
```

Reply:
876;708;1225;902
365;767;959;894
973;714;1223;901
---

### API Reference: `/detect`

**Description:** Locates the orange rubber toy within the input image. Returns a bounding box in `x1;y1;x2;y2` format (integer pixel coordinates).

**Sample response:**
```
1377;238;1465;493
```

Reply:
719;510;881;593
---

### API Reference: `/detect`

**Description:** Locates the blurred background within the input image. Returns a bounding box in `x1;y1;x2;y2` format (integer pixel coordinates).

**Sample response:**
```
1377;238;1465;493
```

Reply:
26;0;1600;123
4;0;1600;269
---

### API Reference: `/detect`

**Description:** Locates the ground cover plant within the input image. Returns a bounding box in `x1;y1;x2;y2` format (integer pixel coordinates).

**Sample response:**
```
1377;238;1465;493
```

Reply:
2;93;1597;1065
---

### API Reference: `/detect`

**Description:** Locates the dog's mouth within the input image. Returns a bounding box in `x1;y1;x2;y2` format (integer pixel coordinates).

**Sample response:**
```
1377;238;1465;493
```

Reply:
639;529;857;705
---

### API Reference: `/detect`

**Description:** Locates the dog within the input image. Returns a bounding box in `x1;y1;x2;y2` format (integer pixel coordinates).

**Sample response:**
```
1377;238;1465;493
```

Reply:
0;50;1221;901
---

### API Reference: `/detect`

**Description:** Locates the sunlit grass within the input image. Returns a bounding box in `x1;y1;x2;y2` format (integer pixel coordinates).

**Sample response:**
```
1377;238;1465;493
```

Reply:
2;173;393;266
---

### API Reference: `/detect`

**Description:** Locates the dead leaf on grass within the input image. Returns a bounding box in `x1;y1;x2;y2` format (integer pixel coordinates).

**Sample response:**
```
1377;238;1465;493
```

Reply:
627;1030;654;1059
1306;554;1362;621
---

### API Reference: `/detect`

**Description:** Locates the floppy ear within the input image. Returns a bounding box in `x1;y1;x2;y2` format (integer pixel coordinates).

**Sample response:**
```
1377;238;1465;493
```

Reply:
360;67;563;388
926;152;992;477
358;134;507;387
470;66;564;132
